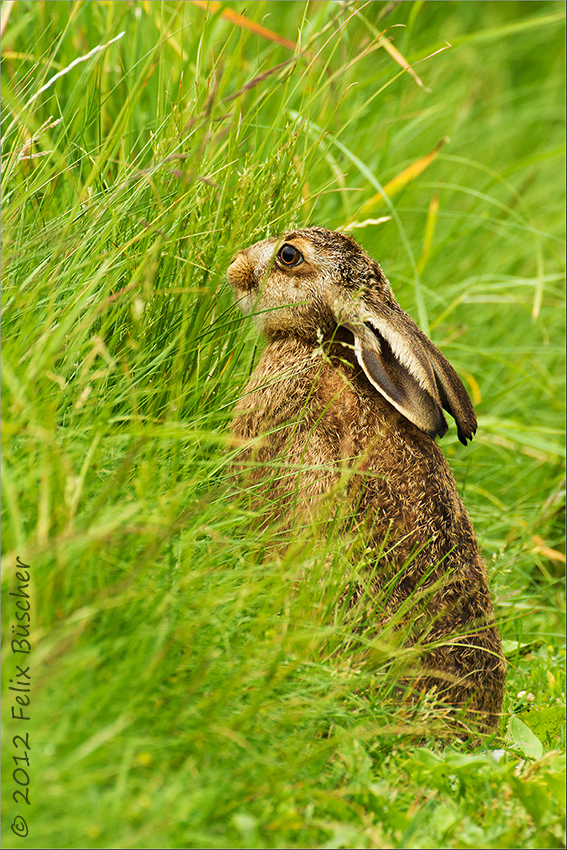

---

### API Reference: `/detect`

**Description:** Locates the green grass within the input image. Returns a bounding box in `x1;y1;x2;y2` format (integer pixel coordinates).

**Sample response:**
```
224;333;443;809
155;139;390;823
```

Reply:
1;1;565;847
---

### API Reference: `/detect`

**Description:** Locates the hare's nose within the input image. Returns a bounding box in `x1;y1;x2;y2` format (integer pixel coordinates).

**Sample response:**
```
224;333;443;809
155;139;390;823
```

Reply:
227;252;255;291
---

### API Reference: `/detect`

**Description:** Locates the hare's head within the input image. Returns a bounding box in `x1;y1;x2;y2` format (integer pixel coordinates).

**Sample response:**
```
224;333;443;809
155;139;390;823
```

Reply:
227;227;477;445
227;227;393;338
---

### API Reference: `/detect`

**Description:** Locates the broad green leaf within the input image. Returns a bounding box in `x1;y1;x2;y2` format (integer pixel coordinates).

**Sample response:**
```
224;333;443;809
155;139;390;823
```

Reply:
506;715;544;761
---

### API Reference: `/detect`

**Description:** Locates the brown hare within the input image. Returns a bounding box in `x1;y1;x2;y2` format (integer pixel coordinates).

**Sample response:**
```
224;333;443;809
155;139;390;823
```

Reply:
227;226;506;732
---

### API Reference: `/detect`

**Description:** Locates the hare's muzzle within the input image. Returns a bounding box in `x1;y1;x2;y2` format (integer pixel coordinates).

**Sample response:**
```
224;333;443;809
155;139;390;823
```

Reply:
227;251;256;292
227;251;259;316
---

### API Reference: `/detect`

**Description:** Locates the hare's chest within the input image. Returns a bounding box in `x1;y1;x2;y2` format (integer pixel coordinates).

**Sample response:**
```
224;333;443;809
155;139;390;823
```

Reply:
313;367;370;460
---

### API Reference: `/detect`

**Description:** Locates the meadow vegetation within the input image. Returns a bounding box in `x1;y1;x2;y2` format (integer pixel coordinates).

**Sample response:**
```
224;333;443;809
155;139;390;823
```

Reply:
1;1;565;847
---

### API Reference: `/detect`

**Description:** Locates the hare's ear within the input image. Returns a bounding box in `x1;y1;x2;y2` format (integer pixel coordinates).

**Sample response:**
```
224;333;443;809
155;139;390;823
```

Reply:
426;343;478;445
342;302;477;444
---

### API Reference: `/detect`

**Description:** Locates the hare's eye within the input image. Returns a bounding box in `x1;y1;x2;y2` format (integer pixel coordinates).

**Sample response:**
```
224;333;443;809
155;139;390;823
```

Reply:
278;244;303;266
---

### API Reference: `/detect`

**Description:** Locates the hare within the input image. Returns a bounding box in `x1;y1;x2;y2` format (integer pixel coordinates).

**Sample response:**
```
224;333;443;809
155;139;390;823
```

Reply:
227;226;506;732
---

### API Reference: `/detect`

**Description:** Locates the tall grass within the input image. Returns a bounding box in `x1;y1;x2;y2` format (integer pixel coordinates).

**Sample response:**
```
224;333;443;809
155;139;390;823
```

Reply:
2;2;565;848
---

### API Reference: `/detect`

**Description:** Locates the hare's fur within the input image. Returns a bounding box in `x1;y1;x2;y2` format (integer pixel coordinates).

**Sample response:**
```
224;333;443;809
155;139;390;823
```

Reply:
228;227;506;731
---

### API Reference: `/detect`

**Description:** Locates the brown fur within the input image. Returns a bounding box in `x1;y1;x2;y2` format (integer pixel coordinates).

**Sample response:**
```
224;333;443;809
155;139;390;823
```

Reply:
227;227;506;732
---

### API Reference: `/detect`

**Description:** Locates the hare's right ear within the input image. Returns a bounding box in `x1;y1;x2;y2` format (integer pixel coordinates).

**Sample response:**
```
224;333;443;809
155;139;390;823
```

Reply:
337;299;477;443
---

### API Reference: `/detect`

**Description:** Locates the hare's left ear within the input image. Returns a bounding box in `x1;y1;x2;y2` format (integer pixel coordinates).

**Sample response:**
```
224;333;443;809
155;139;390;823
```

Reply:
339;300;477;444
